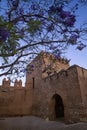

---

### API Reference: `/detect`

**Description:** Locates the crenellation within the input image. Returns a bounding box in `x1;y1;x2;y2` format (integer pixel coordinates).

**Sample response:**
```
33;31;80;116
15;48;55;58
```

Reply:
2;78;10;88
14;79;22;88
0;78;33;90
44;68;69;82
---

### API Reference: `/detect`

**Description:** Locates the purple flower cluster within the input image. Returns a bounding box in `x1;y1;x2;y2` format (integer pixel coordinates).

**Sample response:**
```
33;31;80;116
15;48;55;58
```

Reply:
60;10;71;19
49;5;63;14
75;28;79;34
47;24;54;32
31;4;40;10
19;8;24;15
12;0;18;7
54;53;61;59
76;43;86;51
69;34;79;44
0;27;9;42
49;5;76;27
64;15;76;27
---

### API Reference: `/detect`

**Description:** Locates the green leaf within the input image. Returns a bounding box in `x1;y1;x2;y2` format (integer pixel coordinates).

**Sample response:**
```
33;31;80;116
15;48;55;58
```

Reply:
27;19;41;35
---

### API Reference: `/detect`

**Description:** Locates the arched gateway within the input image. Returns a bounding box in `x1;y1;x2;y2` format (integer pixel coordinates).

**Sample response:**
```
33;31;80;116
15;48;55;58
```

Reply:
49;94;64;120
52;94;64;118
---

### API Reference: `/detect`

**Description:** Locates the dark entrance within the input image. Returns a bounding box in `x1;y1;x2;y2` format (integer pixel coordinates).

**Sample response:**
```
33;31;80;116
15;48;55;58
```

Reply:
52;94;64;118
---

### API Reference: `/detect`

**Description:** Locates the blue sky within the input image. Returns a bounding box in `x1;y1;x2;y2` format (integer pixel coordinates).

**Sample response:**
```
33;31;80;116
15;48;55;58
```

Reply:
65;2;87;69
66;45;87;68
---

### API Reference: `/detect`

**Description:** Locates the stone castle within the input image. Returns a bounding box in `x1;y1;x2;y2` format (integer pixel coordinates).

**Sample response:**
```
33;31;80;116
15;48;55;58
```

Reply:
0;51;87;123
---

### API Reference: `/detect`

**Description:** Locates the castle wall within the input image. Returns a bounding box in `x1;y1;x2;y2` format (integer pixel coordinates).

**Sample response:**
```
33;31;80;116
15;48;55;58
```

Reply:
76;66;87;105
25;52;70;120
76;66;87;122
28;65;83;123
0;52;87;124
0;78;32;117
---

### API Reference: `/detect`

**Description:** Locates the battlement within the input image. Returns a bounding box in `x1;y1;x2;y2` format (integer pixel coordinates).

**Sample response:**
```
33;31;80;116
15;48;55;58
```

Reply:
0;78;32;89
44;65;79;81
43;64;87;84
1;78;23;88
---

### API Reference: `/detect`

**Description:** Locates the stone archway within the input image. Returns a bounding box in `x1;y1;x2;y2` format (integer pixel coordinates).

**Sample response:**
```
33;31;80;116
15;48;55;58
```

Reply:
49;94;64;120
53;94;64;118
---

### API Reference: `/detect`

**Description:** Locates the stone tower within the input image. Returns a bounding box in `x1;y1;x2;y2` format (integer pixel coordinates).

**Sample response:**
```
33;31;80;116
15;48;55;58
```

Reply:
26;51;87;123
26;51;69;85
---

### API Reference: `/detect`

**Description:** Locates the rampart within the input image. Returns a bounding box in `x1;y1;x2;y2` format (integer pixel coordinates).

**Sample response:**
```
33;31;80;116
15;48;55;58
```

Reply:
1;78;23;88
0;78;33;117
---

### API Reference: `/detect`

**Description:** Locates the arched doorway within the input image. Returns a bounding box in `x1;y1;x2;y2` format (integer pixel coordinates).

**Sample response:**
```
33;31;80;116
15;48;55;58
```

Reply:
52;94;64;119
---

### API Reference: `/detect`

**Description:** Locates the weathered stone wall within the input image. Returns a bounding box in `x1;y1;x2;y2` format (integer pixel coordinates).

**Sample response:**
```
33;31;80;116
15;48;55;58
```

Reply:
41;51;69;78
0;78;33;117
30;65;83;123
25;52;87;123
76;66;87;105
76;66;87;122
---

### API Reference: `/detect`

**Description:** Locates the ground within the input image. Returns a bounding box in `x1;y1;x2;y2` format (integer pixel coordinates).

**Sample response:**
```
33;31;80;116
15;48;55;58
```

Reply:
0;116;87;130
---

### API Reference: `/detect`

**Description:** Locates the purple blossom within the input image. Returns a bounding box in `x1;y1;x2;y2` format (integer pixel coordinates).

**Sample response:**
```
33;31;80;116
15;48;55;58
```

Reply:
69;34;79;44
75;28;79;34
0;27;9;41
49;5;76;27
19;7;24;15
49;6;57;13
71;34;79;40
50;45;56;50
30;64;34;68
39;10;44;16
47;24;54;32
31;4;39;10
64;15;76;27
12;0;18;7
54;52;61;59
76;43;86;51
56;5;63;12
20;69;26;73
63;28;68;33
60;10;71;19
49;5;63;14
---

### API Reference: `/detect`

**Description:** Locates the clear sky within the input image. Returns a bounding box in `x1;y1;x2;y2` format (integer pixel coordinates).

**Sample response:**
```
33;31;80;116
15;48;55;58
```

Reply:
65;1;87;69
